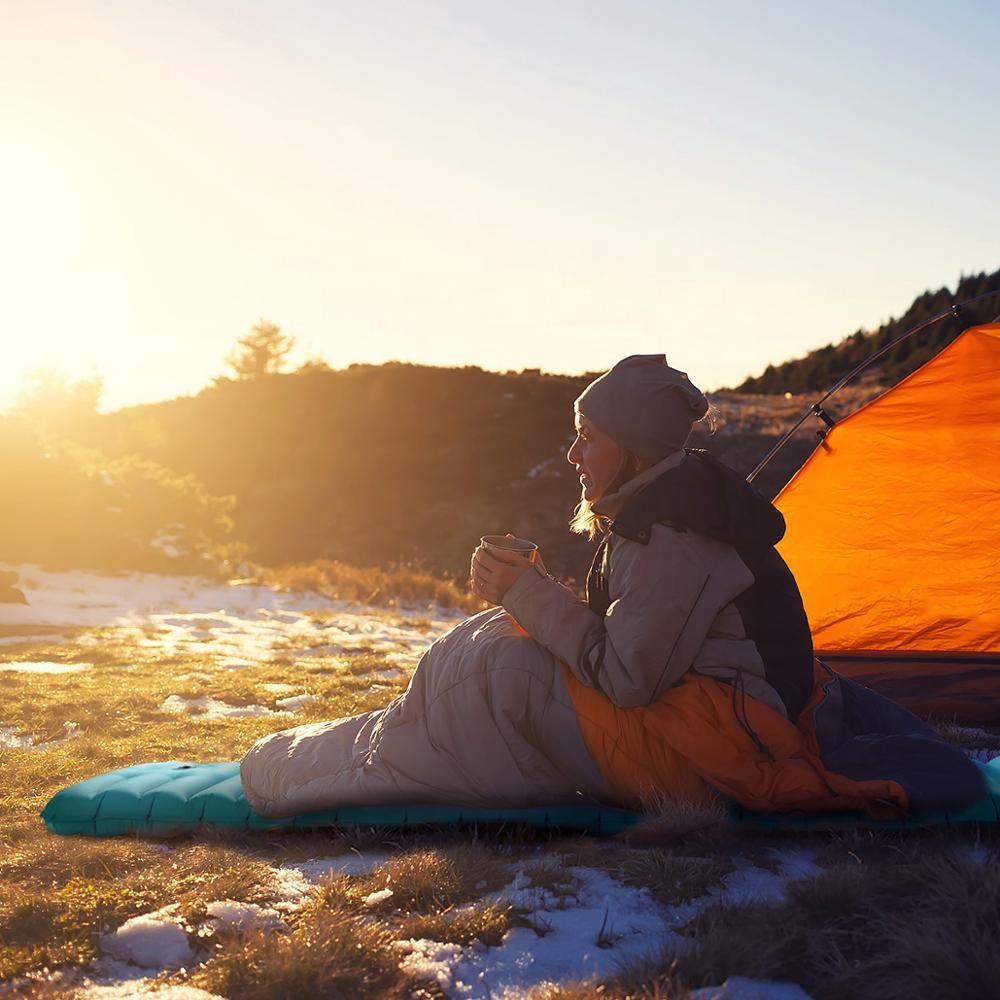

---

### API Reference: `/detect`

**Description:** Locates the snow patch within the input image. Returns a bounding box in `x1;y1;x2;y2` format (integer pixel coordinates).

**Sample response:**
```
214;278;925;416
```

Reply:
391;851;825;999
690;977;814;999
268;866;315;904
0;659;90;673
364;887;394;907
721;860;790;905
398;939;467;990
0;721;80;750
0;565;459;692
397;863;669;998
79;982;223;999
771;847;823;881
159;694;289;719
275;693;316;710
205;899;283;932
272;851;392;890
100;905;194;970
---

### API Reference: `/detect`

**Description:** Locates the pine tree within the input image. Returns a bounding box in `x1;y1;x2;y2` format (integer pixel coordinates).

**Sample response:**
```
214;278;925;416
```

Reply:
226;320;294;379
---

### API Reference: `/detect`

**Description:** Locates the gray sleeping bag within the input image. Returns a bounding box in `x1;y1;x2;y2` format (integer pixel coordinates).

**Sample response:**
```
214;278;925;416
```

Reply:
240;608;609;818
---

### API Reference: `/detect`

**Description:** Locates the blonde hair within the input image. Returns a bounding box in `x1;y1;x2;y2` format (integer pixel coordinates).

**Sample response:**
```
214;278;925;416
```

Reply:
569;449;641;541
569;399;723;541
698;400;725;435
569;497;605;540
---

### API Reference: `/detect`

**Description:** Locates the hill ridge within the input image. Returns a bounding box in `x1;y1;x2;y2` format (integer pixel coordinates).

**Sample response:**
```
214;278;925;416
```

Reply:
731;268;1000;394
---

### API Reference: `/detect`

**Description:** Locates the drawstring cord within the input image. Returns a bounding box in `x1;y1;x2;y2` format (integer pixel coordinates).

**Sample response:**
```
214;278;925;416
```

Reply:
731;666;776;762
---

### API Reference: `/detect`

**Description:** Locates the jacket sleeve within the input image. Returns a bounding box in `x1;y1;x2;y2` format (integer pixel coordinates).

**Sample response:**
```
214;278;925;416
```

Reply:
502;525;750;708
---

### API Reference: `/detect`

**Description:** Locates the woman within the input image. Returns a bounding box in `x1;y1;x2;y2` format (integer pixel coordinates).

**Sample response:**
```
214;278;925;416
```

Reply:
242;356;983;819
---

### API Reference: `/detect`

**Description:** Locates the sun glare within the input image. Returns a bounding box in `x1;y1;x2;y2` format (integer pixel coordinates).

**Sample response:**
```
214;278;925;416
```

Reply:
0;126;104;411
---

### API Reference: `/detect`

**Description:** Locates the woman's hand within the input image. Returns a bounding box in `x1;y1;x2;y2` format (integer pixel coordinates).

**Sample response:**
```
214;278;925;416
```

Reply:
470;539;544;605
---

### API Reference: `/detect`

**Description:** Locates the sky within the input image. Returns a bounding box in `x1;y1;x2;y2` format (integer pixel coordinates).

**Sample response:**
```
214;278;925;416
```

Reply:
2;0;998;412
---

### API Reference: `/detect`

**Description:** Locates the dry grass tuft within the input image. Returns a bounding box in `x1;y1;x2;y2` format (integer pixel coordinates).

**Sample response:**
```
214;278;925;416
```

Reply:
527;958;691;998
351;844;510;914
262;558;482;613
815;852;1000;1000
612;849;733;906
401;901;512;947
195;901;423;999
625;791;730;844
518;856;581;900
657;847;1000;1000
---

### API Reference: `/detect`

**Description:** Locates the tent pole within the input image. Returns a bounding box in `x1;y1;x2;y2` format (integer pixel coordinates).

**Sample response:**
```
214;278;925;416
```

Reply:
746;288;1000;485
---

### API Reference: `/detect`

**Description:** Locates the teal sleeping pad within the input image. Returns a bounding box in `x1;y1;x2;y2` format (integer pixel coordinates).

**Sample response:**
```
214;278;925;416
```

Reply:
40;758;1000;838
39;761;641;837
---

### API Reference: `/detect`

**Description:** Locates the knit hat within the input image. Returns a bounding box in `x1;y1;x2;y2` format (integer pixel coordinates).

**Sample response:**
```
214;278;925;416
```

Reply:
576;355;709;462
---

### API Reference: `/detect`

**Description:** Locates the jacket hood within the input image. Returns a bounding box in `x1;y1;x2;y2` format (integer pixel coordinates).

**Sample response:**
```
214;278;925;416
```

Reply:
612;449;786;549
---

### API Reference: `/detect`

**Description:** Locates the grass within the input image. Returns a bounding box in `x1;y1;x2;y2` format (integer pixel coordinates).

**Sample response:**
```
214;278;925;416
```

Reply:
401;901;513;947
648;844;1000;1000
526;965;691;999
0;620;424;991
612;849;733;907
350;845;512;914
194;899;422;1000
259;557;483;613
4;590;1000;997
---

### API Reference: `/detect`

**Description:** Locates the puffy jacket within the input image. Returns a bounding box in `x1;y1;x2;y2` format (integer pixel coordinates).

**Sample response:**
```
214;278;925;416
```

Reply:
503;449;813;719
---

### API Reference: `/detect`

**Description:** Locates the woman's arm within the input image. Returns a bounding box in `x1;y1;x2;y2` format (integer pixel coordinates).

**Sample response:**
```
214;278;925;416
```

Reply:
502;525;752;708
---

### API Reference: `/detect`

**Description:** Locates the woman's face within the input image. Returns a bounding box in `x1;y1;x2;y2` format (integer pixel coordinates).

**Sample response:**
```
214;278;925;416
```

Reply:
567;412;624;502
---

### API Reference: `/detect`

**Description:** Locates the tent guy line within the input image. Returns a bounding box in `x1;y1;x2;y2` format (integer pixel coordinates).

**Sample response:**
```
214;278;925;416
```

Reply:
747;287;1000;484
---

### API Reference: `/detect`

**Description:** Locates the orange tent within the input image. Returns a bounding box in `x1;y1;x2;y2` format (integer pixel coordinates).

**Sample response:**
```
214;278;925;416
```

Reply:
775;323;1000;723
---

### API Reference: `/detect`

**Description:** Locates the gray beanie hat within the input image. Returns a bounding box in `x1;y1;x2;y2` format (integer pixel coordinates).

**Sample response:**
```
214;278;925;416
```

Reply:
576;354;709;462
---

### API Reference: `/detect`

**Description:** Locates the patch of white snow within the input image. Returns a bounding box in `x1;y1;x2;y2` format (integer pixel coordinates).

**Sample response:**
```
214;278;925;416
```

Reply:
0;660;90;674
204;899;282;932
77;972;223;999
398;862;669;999
100;905;194;970
770;847;823;880
0;565;462;696
159;695;289;719
275;693;315;711
690;977;814;999
0;721;80;750
261;682;297;694
281;851;393;884
720;861;789;905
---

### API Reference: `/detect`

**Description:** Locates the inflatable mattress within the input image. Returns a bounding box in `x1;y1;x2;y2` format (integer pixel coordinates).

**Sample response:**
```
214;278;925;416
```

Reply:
40;758;1000;838
40;761;640;837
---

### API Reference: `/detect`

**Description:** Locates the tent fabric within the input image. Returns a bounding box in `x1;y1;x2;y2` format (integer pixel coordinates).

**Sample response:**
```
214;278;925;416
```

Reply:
774;324;1000;720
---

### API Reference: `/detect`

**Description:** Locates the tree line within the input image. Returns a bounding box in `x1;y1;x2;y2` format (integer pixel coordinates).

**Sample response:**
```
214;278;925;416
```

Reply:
733;269;1000;394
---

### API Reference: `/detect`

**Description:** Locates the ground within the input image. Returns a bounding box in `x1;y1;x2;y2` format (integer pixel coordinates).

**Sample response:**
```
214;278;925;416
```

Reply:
2;567;999;1000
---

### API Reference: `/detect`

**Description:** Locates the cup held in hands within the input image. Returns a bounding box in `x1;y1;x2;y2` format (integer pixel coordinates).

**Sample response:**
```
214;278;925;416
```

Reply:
480;534;539;563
